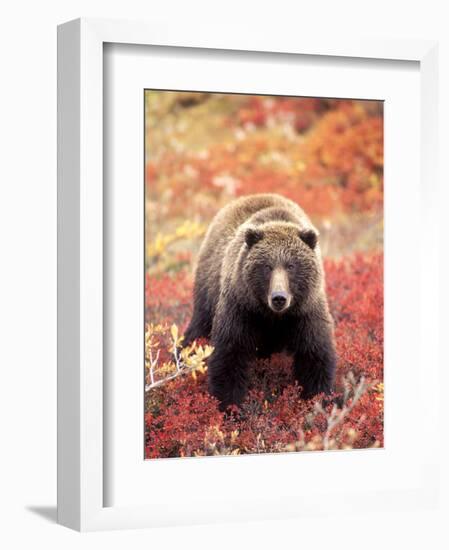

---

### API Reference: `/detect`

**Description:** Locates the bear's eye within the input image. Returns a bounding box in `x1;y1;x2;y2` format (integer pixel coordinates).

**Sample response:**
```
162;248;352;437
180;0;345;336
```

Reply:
263;264;273;274
286;263;295;271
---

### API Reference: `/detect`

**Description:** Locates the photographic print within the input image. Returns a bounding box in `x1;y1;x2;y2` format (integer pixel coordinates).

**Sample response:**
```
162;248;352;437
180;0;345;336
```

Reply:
144;91;383;459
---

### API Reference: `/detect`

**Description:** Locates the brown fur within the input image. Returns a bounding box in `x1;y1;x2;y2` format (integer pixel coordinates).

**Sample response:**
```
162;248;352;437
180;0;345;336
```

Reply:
184;194;336;410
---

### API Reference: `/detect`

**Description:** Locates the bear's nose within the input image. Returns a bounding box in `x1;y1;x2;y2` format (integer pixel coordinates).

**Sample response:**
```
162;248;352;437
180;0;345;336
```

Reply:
271;291;287;310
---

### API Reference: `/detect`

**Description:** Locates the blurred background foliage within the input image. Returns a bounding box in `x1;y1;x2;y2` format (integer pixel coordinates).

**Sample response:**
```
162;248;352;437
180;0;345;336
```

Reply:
145;91;383;276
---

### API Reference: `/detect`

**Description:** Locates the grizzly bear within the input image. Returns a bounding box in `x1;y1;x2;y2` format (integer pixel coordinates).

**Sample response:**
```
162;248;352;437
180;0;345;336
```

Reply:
184;193;336;410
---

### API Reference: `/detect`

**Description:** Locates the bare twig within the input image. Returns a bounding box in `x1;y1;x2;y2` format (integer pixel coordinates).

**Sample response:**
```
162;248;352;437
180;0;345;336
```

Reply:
148;347;160;386
146;368;190;391
315;375;373;450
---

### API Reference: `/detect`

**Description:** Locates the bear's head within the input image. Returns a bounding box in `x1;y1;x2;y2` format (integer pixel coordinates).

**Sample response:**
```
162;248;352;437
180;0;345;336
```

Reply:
242;222;321;315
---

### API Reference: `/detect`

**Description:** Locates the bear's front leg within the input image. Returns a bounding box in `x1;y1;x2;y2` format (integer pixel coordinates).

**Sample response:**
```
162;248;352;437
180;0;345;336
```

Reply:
208;306;255;411
207;344;251;410
291;312;336;399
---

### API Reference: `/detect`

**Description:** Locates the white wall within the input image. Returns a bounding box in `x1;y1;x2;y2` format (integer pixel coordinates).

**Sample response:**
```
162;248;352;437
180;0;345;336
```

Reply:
0;1;447;548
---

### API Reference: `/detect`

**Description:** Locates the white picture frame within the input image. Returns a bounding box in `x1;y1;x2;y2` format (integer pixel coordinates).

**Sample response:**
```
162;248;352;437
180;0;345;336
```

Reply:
57;17;440;531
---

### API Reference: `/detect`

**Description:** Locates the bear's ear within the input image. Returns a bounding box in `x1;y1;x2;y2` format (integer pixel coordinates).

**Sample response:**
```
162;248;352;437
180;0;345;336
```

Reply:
299;228;318;250
245;227;264;248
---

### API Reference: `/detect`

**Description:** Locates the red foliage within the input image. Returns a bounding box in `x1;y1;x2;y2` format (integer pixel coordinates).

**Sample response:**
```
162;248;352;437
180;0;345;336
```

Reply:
146;99;383;221
235;96;326;132
145;389;223;458
145;253;383;458
145;270;193;328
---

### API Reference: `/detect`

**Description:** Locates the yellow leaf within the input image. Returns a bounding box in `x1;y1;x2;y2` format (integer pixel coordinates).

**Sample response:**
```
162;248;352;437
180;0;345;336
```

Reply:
170;324;179;343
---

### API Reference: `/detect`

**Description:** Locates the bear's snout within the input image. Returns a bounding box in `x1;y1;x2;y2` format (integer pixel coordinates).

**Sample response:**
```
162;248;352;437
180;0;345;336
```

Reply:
268;267;292;313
